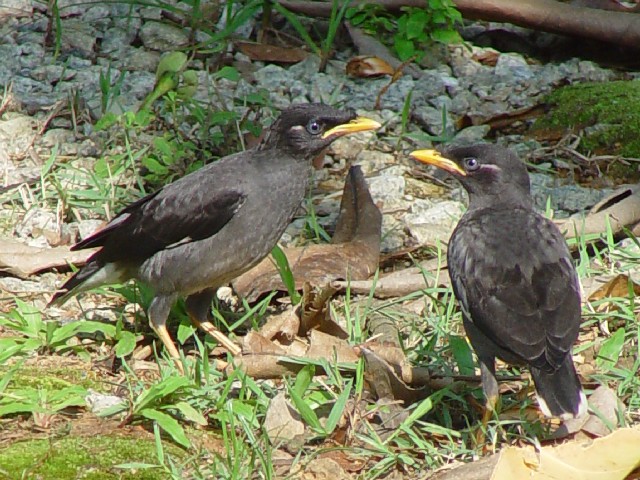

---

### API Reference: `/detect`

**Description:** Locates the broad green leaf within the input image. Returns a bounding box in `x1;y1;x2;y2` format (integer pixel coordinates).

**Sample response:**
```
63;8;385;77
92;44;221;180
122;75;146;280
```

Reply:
596;328;626;371
214;66;240;82
449;334;475;376
114;331;137;357
405;11;428;40
289;383;323;433
293;364;315;398
431;28;463;44
172;401;207;426
177;318;196;345
134;377;191;413
156;51;187;80
141;408;190;449
271;245;301;304
325;379;352;434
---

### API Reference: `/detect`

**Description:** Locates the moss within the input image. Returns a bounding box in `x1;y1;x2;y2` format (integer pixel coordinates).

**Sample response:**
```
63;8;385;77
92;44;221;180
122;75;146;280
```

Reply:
0;364;107;393
534;80;640;178
0;435;184;479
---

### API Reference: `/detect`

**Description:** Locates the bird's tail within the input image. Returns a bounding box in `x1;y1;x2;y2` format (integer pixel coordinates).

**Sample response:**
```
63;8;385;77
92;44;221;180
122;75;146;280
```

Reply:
531;356;587;420
48;261;123;307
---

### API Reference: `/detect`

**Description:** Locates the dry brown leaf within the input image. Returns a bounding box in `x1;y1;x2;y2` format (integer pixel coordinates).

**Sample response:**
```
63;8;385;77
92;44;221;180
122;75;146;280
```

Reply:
581;386;624;438
360;347;430;405
0;238;94;278
229;331;356;379
306;330;358;364
235;41;308;63
346;55;395;77
588;274;640;302
491;427;640;480
259;307;300;342
472;48;501;66
264;392;305;445
242;331;286;355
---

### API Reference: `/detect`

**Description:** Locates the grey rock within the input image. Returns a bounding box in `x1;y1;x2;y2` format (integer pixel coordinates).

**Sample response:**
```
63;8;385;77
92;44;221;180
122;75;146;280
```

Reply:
495;53;534;80
123;47;160;72
41;128;76;147
61;19;98;58
413;70;447;101
380;216;406;252
530;173;612;216
403;200;464;247
451;125;491;145
0;0;32;18
366;173;407;211
77;219;104;241
14;209;57;245
19;42;45;69
85;390;126;415
139;21;189;51
354;151;397;176
101;27;136;55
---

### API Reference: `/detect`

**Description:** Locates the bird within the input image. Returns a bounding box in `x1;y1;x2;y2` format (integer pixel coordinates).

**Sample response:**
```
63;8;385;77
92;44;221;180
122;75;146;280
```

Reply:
50;103;381;371
410;144;587;424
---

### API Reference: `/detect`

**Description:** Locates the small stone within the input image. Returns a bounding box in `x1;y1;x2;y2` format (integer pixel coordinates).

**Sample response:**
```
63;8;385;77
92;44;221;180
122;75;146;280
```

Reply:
77;219;104;241
495;53;533;80
366;174;407;211
403;200;464;247
41;128;75;147
85;390;126;415
139;21;189;51
452;125;491;145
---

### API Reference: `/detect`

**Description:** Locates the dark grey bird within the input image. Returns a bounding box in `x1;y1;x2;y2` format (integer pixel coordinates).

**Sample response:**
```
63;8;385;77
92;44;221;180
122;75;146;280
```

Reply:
50;103;380;371
410;144;586;422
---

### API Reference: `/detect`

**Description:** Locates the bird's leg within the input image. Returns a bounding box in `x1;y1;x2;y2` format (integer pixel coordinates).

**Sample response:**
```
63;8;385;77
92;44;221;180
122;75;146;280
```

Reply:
476;356;499;448
185;289;241;356
148;295;184;374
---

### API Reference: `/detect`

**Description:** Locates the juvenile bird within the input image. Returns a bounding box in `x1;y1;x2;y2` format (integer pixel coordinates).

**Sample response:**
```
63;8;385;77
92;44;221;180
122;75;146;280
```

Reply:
50;104;380;370
410;144;587;422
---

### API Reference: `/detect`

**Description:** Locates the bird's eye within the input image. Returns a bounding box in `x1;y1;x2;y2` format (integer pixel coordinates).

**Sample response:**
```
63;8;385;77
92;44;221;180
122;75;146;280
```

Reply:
306;120;322;135
463;157;480;171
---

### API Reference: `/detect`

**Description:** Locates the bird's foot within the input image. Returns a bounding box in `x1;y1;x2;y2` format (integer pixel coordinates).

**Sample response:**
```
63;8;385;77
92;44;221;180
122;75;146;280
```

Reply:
192;319;241;356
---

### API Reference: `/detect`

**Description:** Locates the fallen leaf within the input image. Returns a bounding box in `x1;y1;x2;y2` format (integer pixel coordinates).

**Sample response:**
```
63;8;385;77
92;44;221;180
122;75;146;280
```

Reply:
581;386;624;437
236;41;308;63
264;392;305;445
491;427;640;480
588;274;640;303
0;238;94;279
346;55;395;77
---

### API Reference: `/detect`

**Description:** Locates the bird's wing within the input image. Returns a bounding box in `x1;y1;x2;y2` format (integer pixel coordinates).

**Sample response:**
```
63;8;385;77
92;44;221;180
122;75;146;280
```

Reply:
448;208;581;370
73;182;246;263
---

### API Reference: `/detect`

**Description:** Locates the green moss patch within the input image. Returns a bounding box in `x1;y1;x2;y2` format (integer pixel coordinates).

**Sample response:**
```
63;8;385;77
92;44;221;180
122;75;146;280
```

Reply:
534;80;640;166
0;435;185;479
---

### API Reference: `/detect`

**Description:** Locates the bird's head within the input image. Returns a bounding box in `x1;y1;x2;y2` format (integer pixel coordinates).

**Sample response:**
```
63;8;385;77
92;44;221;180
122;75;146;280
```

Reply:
260;103;380;158
410;144;532;209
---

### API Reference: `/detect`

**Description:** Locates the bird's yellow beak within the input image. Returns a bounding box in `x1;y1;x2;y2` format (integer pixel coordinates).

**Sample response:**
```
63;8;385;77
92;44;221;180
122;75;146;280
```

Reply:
322;117;381;139
410;149;467;176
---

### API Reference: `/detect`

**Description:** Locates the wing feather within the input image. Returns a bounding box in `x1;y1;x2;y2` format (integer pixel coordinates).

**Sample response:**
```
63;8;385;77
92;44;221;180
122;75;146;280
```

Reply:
448;207;580;370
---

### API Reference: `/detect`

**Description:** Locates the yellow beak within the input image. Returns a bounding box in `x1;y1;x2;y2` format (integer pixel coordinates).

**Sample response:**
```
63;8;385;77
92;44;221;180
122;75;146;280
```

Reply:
322;117;381;139
409;149;466;176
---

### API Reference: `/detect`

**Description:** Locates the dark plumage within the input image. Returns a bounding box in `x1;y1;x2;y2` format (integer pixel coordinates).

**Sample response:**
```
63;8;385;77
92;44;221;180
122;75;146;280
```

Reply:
410;144;587;420
50;103;380;370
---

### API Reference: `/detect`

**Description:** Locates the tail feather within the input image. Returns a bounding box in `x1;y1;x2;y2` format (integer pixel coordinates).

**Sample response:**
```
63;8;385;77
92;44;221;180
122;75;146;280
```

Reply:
531;356;587;420
48;261;125;307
